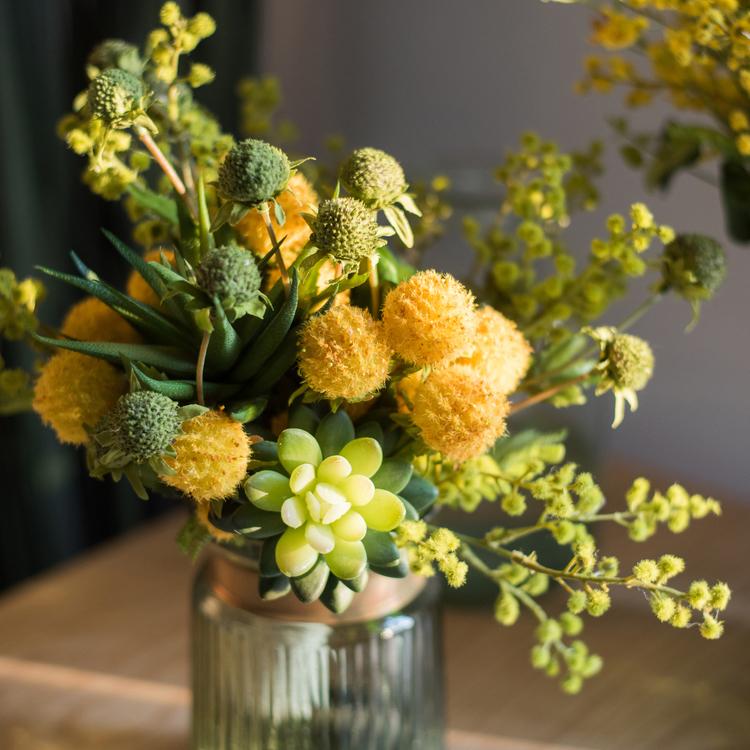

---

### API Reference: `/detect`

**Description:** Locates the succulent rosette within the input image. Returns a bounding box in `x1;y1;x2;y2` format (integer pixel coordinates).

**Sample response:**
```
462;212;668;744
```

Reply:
210;409;438;612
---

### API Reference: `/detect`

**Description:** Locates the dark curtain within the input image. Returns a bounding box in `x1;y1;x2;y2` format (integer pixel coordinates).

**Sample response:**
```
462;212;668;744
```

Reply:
0;0;260;589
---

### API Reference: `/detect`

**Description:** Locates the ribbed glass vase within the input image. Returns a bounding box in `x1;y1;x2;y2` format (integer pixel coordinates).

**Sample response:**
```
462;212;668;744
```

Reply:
191;545;444;750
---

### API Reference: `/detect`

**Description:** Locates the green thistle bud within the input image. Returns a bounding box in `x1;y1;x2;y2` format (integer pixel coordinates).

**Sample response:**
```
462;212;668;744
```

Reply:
663;234;726;301
340;147;407;208
88;69;148;126
196;244;262;313
104;391;181;462
311;197;381;262
607;333;654;392
217;139;290;205
87;39;143;77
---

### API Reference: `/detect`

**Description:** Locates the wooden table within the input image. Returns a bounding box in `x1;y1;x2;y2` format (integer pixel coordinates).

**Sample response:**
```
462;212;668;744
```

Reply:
0;493;747;750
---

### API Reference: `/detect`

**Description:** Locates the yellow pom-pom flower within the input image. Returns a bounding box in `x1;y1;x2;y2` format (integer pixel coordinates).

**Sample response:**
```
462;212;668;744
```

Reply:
32;351;126;445
382;270;476;366
161;410;250;502
298;305;392;400
411;365;508;462
61;296;141;343
235;172;317;259
452;306;532;395
125;249;176;307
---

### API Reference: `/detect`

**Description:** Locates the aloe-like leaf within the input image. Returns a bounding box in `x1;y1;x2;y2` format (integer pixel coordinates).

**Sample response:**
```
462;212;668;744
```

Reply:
126;183;179;224
362;529;400;568
230;268;299;382
239;327;299;397
315;411;356;458
371;459;413;495
33;334;197;376
37;265;193;348
102;229;167;299
205;302;243;374
130;362;240;402
290;556;329;603
400;474;439;516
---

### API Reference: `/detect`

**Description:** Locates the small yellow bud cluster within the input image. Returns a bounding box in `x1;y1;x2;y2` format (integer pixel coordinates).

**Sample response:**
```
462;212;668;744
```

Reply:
0;268;44;341
397;525;468;588
625;479;721;540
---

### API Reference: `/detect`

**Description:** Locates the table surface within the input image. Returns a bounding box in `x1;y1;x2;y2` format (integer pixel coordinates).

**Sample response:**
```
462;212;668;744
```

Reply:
0;483;747;750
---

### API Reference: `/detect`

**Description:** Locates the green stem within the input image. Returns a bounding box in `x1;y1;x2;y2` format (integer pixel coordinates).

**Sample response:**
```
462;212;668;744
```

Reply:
260;205;291;295
196;330;210;406
368;255;380;316
509;371;592;415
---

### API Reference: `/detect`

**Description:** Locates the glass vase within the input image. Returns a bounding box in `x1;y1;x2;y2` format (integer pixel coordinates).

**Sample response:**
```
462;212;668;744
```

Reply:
191;544;444;750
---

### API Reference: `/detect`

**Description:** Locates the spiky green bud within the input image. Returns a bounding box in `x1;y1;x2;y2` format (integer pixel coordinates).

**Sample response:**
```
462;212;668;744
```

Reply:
217;139;290;205
607;333;654;391
196;244;262;312
340;147;407;208
104;391;181;462
87;39;142;77
88;69;147;126
663;234;726;301
311;197;381;261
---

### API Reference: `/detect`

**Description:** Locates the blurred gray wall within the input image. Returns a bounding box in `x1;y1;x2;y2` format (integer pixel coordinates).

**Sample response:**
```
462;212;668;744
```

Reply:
259;0;750;498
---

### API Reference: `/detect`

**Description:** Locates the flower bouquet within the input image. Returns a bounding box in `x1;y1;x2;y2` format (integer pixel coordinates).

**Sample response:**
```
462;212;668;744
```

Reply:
0;3;734;745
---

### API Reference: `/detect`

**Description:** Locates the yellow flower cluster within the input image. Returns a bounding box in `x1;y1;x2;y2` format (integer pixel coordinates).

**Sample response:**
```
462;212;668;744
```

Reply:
61;297;141;343
591;8;648;51
32;351;126;445
126;249;176;307
163;410;250;502
298;305;392;401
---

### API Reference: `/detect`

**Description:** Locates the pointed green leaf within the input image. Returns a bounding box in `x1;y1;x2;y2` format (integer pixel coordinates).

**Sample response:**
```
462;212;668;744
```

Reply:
205;302;243;374
126;183;179;224
131;362;240;402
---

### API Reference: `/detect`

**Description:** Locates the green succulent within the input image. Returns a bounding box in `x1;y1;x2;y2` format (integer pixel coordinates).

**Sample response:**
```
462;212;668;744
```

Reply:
87;69;151;129
217;138;290;206
340;147;408;209
209;408;438;612
310;197;383;262
196;244;264;319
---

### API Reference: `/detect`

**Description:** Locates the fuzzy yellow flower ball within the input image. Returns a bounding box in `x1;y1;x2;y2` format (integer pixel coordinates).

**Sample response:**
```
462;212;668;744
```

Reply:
162;410;250;502
298;304;392;400
125;249;176;307
382;270;476;366
32;351;127;445
61;296;141;343
235;172;318;259
452;306;532;395
412;365;508;462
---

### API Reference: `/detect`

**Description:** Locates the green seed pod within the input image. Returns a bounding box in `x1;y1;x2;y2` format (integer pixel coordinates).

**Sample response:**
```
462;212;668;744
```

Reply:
311;197;381;261
340;147;407;208
87;39;143;77
663;234;726;301
196;244;262;308
217;139;291;205
103;391;181;462
88;69;147;125
606;333;654;391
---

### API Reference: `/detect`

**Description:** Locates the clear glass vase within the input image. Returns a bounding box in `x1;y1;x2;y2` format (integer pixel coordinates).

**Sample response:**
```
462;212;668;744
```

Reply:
191;545;444;750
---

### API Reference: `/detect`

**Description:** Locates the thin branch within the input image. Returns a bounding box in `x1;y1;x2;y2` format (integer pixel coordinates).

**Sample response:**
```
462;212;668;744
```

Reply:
260;205;291;295
196;330;211;406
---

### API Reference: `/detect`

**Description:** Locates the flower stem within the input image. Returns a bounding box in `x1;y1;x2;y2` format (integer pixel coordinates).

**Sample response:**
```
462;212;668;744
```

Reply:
368;255;380;316
509;371;592;415
260;205;291;295
136;126;197;218
196;330;210;406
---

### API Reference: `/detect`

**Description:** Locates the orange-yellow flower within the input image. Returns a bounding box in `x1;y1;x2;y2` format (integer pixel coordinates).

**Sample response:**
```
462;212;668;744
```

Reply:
298;305;392;400
162;410;250;502
32;351;126;445
451;306;532;395
61;296;141;343
125;248;175;307
411;365;508;462
382;270;476;366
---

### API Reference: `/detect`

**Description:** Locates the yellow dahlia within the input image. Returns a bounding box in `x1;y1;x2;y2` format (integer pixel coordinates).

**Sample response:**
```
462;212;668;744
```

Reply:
452;306;531;395
298;305;392;400
411;365;508;462
235;172;317;258
125;248;175;307
382;270;476;366
61;296;141;343
32;351;126;445
161;410;250;502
